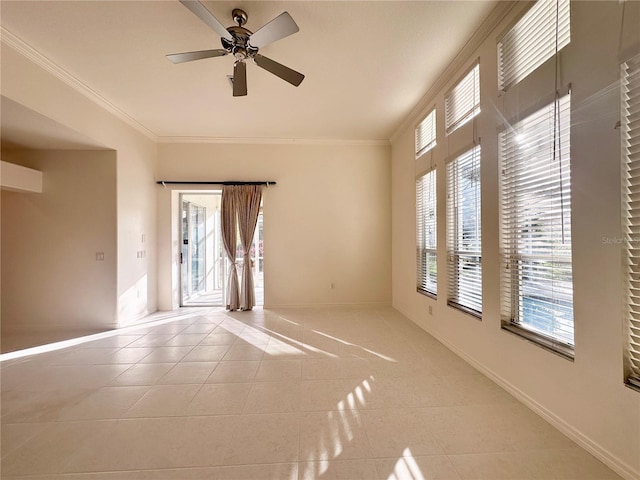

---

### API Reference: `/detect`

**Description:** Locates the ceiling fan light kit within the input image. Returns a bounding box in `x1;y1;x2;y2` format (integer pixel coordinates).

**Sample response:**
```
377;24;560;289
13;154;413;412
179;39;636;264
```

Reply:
167;0;305;97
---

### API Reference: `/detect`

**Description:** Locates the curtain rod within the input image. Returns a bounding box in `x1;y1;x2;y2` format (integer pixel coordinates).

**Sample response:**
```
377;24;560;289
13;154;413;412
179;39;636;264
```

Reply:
156;181;276;186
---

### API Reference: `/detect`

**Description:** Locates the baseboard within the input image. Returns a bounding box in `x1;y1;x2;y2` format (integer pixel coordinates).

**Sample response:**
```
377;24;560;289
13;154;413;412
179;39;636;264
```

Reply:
1;323;117;334
392;303;640;480
264;302;392;309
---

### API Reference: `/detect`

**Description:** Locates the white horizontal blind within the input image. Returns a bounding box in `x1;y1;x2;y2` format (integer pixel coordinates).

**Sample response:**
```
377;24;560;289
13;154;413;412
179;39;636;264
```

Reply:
622;53;640;388
499;94;573;348
445;64;480;135
447;145;482;314
417;169;437;296
498;0;570;91
416;109;437;158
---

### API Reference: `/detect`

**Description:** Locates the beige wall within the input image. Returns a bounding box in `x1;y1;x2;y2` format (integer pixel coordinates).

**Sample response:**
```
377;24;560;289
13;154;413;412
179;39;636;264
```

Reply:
391;2;640;479
157;142;391;309
1;44;158;325
1;149;117;332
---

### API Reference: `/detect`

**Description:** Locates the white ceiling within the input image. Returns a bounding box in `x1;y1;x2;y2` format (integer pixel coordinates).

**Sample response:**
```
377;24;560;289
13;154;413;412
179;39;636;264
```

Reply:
0;1;499;143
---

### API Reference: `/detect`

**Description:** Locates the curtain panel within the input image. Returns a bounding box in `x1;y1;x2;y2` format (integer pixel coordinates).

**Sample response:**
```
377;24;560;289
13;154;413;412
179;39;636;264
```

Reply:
221;185;240;311
236;185;263;311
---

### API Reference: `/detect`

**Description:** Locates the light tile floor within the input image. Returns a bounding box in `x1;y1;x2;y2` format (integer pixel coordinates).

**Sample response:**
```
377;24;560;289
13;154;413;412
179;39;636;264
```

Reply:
182;286;263;308
0;307;622;479
1;329;110;355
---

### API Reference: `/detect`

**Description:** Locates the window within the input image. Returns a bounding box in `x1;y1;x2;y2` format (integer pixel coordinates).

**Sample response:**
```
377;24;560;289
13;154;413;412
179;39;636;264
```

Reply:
499;94;573;356
445;63;480;135
447;145;482;315
416;109;437;158
417;169;437;296
498;0;570;92
622;52;640;389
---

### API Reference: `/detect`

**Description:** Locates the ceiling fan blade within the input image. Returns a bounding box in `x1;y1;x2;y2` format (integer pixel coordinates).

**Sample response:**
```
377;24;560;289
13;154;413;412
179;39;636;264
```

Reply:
233;61;247;97
254;54;304;87
249;12;299;48
166;49;228;64
179;0;233;41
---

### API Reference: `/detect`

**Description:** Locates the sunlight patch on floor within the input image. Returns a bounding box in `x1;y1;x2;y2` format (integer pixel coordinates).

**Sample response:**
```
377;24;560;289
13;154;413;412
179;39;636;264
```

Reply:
216;315;343;358
0;309;208;362
311;329;397;362
388;448;426;480
303;376;374;477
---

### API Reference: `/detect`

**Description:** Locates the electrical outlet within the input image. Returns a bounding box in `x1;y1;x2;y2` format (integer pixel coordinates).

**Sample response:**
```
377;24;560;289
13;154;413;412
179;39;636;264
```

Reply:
428;305;433;315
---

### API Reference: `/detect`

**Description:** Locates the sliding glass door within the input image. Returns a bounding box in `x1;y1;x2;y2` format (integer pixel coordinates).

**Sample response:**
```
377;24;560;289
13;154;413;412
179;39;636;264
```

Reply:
180;198;211;305
180;194;224;306
179;193;264;307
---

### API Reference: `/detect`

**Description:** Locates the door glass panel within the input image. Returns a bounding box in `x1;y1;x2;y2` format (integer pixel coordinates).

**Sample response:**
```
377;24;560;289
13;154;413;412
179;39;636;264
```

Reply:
190;204;206;294
181;201;190;303
255;211;264;306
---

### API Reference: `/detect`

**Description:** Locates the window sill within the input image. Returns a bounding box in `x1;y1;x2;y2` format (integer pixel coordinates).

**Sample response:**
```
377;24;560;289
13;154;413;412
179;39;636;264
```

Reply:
501;323;574;361
447;301;482;320
417;288;437;300
626;378;640;394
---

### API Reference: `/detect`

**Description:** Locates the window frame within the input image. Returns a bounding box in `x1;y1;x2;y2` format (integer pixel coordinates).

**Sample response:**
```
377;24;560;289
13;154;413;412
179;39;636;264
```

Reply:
621;52;640;390
415;108;437;159
497;0;571;92
445;61;481;135
498;93;574;359
416;168;438;298
446;144;482;317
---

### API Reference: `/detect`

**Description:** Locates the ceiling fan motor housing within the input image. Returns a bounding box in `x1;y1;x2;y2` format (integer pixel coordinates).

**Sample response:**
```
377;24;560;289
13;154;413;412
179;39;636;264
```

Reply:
168;2;305;96
222;25;255;60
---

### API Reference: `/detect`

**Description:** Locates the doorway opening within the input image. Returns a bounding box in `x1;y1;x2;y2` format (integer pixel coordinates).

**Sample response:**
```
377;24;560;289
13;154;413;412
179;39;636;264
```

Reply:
180;192;263;307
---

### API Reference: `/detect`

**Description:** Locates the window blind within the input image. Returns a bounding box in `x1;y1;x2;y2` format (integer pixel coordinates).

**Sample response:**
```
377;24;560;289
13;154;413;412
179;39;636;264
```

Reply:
417;169;437;296
416;109;437;158
622;53;640;388
499;94;574;351
445;63;480;135
447;145;482;315
498;0;570;92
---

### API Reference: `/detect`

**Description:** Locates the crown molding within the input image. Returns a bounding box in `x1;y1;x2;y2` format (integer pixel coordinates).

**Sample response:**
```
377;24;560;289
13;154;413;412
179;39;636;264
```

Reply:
389;1;520;144
1;27;158;142
157;136;390;146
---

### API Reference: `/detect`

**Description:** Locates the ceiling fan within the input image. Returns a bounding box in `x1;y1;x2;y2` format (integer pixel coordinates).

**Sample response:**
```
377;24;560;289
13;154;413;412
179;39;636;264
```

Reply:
167;0;305;97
